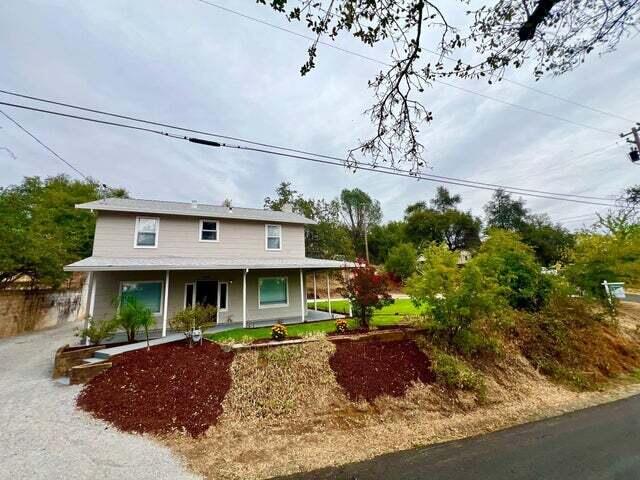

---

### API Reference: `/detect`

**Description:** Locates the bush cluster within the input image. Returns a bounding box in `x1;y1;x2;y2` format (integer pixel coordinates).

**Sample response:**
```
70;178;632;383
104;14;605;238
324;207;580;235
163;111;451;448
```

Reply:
271;323;288;341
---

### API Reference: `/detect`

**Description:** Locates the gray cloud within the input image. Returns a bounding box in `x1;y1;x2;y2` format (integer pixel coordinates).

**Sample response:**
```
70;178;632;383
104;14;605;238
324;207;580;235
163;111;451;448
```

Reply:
1;0;638;230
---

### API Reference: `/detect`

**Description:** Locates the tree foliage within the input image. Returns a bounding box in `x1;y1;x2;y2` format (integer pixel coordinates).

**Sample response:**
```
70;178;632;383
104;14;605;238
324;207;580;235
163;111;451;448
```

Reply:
484;189;529;231
405;188;481;251
565;230;640;300
384;242;417;281
0;175;127;289
258;1;638;170
339;259;393;328
406;244;507;346
339;188;382;257
471;229;553;311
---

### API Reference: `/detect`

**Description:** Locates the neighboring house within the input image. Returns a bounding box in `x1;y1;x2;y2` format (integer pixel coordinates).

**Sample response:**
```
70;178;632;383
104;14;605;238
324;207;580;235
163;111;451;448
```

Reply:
65;198;348;336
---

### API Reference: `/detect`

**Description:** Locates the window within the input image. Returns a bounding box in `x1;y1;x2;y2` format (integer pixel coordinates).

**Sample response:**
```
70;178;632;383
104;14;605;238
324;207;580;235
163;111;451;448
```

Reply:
265;224;282;250
218;282;228;311
134;217;159;248
121;281;163;314
259;277;288;308
199;219;219;242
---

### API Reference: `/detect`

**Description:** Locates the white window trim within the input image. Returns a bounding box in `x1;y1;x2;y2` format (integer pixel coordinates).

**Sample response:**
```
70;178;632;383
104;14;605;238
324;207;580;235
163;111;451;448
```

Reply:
183;282;196;309
198;219;220;243
265;224;282;251
218;281;229;312
134;216;160;248
258;276;289;309
119;280;164;315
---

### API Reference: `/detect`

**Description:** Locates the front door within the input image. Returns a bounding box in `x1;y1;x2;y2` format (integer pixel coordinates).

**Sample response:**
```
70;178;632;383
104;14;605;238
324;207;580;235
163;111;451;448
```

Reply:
196;280;218;308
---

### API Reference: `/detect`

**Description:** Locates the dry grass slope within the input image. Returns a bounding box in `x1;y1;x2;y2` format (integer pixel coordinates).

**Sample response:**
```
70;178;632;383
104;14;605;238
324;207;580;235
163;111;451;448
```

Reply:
161;309;640;480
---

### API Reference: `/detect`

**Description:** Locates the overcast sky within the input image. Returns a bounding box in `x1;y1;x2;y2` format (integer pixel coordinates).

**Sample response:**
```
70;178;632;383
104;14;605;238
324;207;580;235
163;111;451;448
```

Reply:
1;0;639;229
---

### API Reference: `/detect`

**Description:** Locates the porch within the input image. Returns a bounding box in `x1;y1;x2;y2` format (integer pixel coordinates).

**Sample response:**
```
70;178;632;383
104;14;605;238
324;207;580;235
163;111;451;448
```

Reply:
65;256;351;340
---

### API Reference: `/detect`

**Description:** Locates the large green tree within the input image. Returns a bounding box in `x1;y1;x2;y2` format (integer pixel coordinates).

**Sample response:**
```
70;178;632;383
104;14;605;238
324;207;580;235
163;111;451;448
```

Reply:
484;189;529;231
0;175;127;289
339;188;382;258
404;188;481;251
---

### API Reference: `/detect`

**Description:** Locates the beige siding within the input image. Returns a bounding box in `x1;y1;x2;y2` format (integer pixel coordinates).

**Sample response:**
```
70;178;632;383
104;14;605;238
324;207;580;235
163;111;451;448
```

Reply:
91;269;306;329
92;212;305;258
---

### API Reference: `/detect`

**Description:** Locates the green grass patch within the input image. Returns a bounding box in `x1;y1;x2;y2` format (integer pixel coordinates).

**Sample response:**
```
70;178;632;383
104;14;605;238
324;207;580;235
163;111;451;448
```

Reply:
313;298;421;326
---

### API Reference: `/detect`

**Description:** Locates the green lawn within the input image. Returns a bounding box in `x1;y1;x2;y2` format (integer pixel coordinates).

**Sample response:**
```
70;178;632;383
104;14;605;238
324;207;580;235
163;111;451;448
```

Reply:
313;298;421;325
207;298;422;343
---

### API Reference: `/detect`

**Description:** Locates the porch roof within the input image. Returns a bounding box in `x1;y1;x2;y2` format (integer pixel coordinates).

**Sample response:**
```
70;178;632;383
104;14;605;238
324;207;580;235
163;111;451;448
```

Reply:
64;256;354;272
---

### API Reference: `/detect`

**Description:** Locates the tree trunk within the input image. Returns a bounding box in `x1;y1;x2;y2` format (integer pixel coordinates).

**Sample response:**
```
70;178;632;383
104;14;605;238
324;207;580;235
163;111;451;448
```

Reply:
518;0;564;41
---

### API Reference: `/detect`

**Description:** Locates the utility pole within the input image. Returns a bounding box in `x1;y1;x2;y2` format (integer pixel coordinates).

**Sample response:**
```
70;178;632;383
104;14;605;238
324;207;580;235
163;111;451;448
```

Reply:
363;217;370;263
620;124;640;163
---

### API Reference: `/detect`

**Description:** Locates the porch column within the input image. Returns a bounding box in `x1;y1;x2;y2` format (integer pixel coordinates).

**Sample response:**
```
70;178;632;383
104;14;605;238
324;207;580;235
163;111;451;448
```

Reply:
85;272;97;346
242;269;248;328
162;270;170;337
326;272;332;318
300;269;305;322
313;272;317;310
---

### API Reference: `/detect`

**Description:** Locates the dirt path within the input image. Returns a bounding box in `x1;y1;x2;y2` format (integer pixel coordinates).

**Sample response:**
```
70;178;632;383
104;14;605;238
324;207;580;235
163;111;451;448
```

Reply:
0;322;198;480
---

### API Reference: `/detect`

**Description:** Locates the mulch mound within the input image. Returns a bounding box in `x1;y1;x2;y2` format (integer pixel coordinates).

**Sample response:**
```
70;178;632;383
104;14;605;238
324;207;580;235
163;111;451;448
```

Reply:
76;341;234;437
329;339;435;402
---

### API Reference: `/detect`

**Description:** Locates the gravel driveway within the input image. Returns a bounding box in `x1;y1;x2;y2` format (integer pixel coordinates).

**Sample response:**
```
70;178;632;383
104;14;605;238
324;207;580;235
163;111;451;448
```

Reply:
0;322;199;480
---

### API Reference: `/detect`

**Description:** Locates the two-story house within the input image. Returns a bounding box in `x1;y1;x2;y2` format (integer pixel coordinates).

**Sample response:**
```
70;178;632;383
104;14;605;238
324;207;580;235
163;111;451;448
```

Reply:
65;197;348;336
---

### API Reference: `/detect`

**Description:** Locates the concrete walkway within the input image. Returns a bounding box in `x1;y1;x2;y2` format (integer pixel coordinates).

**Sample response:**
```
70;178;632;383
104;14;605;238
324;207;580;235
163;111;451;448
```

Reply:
0;322;198;480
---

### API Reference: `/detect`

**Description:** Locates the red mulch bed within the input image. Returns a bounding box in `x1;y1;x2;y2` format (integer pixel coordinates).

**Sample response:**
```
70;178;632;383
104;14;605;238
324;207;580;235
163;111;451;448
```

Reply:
329;339;435;402
76;340;234;437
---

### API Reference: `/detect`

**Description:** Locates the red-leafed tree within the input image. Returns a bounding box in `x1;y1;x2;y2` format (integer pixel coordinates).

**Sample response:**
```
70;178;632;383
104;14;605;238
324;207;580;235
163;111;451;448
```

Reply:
340;259;394;329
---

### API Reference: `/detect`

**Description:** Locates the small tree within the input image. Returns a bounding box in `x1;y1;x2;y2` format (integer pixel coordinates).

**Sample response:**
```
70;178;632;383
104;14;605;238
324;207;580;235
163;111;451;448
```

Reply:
339;259;393;329
406;244;506;345
170;305;217;346
385;242;417;282
115;297;155;344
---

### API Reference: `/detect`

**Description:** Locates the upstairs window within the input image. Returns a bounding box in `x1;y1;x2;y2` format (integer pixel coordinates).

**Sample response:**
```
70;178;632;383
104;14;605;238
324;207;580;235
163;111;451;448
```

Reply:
265;224;282;250
134;217;159;248
199;219;219;242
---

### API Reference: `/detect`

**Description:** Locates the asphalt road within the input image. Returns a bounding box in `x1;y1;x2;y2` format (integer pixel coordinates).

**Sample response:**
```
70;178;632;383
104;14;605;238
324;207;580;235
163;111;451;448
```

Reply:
282;394;640;480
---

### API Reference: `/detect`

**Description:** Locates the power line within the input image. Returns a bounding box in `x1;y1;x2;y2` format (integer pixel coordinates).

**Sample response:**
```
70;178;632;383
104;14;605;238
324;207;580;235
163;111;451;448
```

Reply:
0;100;621;208
194;0;627;133
0;95;620;202
0;108;90;180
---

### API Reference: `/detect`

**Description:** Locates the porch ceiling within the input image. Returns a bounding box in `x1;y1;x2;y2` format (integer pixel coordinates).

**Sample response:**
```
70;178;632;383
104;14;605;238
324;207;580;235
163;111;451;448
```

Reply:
64;256;354;272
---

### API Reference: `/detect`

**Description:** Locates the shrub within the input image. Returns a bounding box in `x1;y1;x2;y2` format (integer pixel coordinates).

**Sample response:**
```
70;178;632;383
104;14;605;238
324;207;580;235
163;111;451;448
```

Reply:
471;229;552;311
75;317;118;345
271;322;287;341
115;297;155;343
335;319;349;334
339;259;394;328
171;305;217;333
431;350;485;394
406;244;507;348
384;242;417;281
